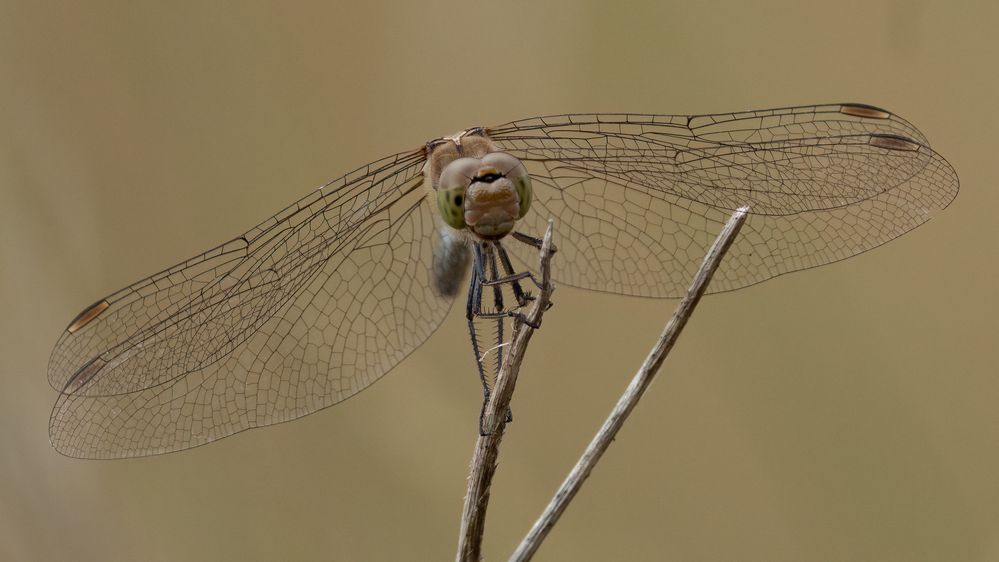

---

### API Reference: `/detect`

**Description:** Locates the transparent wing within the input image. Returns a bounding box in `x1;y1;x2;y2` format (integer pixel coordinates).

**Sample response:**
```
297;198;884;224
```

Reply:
49;149;455;458
489;103;959;297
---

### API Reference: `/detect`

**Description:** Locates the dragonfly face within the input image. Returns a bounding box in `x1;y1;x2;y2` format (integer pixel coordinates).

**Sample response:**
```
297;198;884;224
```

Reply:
428;129;533;240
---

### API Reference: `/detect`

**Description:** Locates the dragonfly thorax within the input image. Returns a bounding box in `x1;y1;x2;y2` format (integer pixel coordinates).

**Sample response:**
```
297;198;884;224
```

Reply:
428;131;533;240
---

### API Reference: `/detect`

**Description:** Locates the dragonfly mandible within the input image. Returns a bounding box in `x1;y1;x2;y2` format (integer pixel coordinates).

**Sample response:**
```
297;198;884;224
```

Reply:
48;103;959;458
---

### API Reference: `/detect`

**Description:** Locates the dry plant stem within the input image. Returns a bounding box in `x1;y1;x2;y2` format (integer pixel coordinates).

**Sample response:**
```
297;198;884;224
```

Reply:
456;220;557;562
510;207;749;562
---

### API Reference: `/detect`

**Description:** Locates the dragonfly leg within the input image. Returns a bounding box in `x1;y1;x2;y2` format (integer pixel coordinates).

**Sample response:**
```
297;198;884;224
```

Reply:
481;271;534;292
469;242;513;434
485;245;505;373
474;239;551;329
470;243;506;320
485;245;514;428
511;231;558;253
500;237;551;295
495;242;536;306
466;246;490;405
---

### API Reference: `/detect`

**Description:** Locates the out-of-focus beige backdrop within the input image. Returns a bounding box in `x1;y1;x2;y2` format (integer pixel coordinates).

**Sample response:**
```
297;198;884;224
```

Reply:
1;1;996;560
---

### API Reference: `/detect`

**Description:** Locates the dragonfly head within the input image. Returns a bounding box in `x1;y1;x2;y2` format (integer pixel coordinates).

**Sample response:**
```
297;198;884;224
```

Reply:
436;152;532;239
429;131;533;240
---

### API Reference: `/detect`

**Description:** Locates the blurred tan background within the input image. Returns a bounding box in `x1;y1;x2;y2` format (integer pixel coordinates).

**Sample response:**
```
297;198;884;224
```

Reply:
1;1;996;560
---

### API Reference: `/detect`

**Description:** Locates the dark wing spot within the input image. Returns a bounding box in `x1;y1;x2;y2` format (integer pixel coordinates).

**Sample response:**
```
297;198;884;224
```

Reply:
67;299;110;333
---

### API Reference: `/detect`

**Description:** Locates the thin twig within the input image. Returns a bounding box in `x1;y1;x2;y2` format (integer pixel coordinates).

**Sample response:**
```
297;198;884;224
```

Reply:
510;207;749;562
457;220;557;562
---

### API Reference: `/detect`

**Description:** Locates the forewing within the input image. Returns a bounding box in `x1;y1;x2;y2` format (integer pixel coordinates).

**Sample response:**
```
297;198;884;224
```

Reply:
490;103;959;297
49;150;455;458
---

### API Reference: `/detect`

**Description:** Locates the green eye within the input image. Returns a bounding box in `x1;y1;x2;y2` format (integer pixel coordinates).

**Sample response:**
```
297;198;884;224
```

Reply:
514;174;532;219
437;186;466;228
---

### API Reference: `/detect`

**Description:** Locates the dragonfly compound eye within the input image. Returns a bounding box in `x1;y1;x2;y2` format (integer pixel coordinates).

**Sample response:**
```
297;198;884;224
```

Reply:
437;185;467;229
437;157;482;229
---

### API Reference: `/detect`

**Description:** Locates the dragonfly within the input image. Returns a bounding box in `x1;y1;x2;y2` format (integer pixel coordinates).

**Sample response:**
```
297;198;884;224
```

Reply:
47;103;959;459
